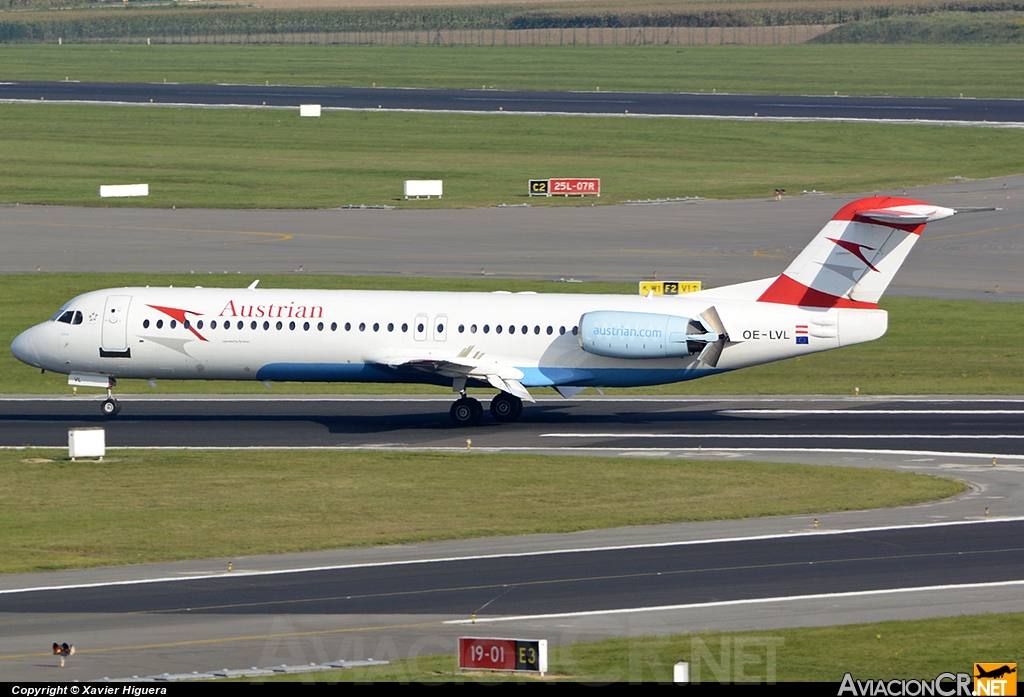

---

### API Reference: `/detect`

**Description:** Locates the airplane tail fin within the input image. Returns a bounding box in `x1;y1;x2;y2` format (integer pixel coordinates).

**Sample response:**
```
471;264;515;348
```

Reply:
757;197;955;309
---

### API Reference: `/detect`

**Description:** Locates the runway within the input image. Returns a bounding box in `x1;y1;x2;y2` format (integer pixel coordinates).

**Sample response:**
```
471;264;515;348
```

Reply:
2;395;1024;459
3;175;1023;302
2;395;1023;681
3;81;1023;125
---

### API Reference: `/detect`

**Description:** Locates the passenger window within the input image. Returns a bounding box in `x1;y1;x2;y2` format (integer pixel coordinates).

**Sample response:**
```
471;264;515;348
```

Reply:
388;323;394;332
470;324;477;334
572;326;579;335
522;325;528;334
359;322;366;332
373;323;380;332
156;320;164;329
508;325;515;334
237;321;243;330
143;319;150;329
318;322;324;331
496;325;503;334
197;320;204;330
483;325;490;334
263;321;270;330
251;321;257;330
331;322;337;331
170;320;177;329
303;322;310;331
276;321;283;330
289;321;296;330
184;320;190;329
546;326;552;335
402;323;408;332
458;325;464;333
345;322;351;331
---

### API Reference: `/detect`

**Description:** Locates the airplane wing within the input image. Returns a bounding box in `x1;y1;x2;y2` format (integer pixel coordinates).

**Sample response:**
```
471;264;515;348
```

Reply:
374;355;535;402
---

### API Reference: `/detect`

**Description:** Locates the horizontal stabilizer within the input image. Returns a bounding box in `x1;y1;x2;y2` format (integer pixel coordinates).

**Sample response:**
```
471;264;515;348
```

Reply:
855;204;955;226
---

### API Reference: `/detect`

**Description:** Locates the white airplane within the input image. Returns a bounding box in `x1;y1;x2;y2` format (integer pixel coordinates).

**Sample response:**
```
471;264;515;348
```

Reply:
11;196;955;425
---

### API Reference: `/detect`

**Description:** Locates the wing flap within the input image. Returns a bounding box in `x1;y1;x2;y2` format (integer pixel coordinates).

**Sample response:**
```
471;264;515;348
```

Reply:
375;355;534;402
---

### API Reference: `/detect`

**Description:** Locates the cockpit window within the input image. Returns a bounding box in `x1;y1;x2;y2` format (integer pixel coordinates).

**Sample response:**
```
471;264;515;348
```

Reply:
51;309;85;324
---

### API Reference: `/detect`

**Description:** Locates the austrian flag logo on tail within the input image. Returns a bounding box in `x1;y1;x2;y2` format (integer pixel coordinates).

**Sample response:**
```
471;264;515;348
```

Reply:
795;325;809;345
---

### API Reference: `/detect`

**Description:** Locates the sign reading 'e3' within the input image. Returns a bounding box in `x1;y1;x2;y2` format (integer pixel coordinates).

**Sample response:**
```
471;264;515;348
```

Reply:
458;637;548;674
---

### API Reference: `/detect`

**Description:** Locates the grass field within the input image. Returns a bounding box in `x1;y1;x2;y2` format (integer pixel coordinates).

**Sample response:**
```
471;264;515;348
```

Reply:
2;44;1023;97
2;274;1022;396
1;102;1022;209
0;448;961;574
240;613;1021;681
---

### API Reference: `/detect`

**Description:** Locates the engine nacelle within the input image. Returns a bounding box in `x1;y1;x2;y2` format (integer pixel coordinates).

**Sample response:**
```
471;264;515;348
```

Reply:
579;311;714;360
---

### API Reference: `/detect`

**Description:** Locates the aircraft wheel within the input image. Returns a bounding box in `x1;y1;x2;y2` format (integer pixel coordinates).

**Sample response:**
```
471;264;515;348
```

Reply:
101;398;120;417
489;393;523;423
450;397;483;427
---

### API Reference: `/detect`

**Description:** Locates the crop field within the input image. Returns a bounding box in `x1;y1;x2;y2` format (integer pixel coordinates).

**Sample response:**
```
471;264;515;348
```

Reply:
1;44;1023;96
3;273;1023;396
0;448;961;573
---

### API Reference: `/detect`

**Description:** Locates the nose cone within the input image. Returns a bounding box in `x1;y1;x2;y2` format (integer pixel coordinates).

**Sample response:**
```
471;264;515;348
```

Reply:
11;325;43;368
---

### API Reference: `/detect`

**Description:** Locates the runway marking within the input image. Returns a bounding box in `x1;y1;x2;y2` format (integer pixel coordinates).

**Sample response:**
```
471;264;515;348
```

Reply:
4;445;1024;463
2;98;1022;128
445;579;1024;625
0;619;447;661
720;409;1024;415
541;433;1024;439
68;544;1024;617
2;517;1021;596
0;219;293;243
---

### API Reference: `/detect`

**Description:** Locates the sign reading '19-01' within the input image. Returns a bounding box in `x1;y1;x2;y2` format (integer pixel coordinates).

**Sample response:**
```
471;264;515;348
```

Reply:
529;179;600;197
458;637;548;674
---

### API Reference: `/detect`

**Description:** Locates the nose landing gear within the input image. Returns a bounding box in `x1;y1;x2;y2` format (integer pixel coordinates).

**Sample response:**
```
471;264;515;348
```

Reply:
101;382;120;416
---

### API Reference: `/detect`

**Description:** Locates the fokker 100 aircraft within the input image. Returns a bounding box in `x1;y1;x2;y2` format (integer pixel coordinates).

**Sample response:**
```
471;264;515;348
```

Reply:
12;197;955;425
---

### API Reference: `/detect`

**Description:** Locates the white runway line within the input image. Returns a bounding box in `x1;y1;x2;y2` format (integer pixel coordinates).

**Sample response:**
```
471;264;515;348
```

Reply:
3;517;1021;596
2;98;1022;128
445;579;1024;625
541;433;1024;439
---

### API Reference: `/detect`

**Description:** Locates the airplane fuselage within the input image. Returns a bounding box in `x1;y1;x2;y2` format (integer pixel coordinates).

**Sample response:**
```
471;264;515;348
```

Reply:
12;286;883;388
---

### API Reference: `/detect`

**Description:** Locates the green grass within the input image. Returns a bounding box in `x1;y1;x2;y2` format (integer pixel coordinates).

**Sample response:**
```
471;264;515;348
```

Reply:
0;449;962;574
1;102;1023;209
2;44;1024;97
244;614;1022;681
2;274;1022;396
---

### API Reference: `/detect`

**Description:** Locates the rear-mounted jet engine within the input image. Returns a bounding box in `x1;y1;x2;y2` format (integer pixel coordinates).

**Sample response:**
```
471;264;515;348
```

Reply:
578;308;729;366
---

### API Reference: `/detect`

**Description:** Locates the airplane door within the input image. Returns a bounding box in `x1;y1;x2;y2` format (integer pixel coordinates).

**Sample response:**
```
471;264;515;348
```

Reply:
433;314;448;342
414;314;428;341
101;295;132;352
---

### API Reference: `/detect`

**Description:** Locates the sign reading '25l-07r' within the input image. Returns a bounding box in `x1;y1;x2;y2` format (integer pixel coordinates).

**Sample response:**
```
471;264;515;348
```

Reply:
529;178;600;196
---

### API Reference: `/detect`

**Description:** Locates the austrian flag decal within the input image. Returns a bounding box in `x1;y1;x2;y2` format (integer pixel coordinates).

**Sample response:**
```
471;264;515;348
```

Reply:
795;325;809;344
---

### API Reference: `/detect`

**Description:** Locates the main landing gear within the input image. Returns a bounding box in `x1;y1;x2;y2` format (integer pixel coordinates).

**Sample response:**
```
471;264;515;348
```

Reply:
101;385;120;417
448;392;524;426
